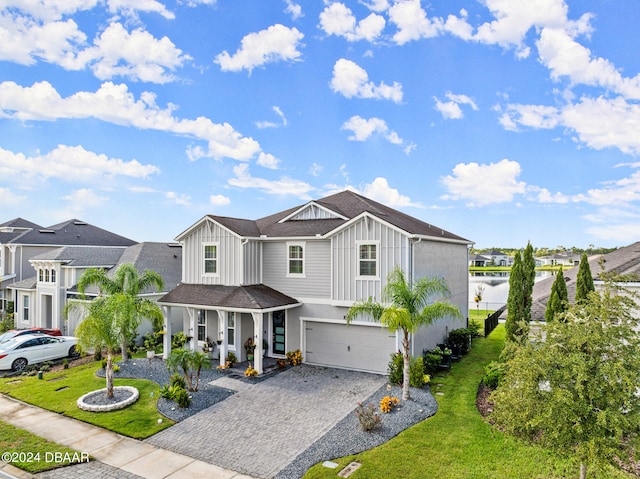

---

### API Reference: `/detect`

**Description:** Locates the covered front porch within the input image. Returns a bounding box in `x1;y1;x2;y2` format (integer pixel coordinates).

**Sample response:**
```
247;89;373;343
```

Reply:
158;283;300;375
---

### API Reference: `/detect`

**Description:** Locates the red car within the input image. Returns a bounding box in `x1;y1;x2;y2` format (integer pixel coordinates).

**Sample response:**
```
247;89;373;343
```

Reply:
0;328;62;344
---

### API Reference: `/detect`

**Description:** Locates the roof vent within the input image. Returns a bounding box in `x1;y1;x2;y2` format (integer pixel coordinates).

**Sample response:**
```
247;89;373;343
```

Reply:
39;229;55;233
73;221;87;225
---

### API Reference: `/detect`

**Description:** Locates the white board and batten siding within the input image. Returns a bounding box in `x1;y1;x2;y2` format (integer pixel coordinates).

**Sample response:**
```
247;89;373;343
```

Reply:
331;217;409;303
181;220;244;285
303;319;396;374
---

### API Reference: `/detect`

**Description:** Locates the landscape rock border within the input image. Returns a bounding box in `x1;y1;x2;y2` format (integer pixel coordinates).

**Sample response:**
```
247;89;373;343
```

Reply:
77;386;139;412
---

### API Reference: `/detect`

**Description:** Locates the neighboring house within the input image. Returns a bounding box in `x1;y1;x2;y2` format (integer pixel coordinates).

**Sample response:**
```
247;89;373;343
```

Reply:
537;252;581;267
469;250;512;267
159;190;472;375
470;253;490;267
51;242;183;337
0;218;136;325
530;243;640;322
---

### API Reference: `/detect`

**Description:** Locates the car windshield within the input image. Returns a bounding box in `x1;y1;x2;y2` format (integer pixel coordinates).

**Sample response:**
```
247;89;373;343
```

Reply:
0;331;18;343
0;337;23;351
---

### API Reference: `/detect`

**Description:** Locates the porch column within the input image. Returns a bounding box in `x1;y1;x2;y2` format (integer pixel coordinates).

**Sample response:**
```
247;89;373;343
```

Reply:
162;306;172;360
217;310;226;368
186;308;196;351
252;312;263;374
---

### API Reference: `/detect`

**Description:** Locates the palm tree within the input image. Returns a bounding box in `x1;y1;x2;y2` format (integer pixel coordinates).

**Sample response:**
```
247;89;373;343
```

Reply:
166;348;212;391
76;263;164;361
346;267;461;401
74;298;121;398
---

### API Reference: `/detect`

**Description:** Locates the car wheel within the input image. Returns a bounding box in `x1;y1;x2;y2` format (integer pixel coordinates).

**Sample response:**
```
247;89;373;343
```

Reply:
11;357;28;372
68;345;80;358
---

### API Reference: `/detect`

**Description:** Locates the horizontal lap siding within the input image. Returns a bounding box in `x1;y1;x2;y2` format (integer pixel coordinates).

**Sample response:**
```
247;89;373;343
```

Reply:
182;221;242;285
332;218;409;303
262;241;331;298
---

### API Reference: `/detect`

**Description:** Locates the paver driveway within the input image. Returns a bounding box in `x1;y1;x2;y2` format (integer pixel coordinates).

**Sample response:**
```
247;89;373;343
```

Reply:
146;364;386;479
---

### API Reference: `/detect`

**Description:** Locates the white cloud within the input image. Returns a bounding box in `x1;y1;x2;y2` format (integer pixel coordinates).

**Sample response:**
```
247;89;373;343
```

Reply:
257;152;280;169
360;0;389;13
537;27;640;100
473;0;573;58
361;177;422;208
210;194;230;206
0;145;159;181
387;0;442;45
87;23;190;84
0;186;27;205
228;164;314;199
341;115;404;145
255;106;287;129
165;191;191;206
330;58;402;103
441;159;527;206
319;3;385;42
283;0;303;20
309;163;323;176
0;81;262;161
434;92;478;120
106;0;175;20
498;96;640;155
62;188;109;208
215;24;304;73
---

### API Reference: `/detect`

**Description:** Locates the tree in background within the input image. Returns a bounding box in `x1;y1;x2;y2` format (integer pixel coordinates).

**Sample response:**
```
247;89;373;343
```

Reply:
575;253;595;304
347;267;461;401
523;241;536;323
544;266;568;322
491;277;640;479
505;251;529;344
76;263;164;361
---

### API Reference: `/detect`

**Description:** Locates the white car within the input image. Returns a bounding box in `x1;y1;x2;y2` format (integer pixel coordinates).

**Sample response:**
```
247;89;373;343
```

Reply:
0;334;80;372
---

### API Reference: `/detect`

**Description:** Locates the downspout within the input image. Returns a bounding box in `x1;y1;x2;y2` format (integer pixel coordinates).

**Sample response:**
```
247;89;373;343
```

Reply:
240;239;248;285
409;236;422;358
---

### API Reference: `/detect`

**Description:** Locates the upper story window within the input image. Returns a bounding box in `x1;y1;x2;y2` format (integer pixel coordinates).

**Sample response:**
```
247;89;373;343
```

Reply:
357;242;379;278
203;243;218;275
51;269;56;283
37;268;56;283
39;269;44;282
287;242;305;276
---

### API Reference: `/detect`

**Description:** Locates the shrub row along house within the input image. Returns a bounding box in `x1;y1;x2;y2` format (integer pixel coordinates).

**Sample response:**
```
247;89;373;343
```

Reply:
1;190;472;375
158;190;471;374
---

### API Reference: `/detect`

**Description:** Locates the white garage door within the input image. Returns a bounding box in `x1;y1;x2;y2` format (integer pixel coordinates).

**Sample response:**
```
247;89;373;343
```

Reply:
304;321;396;374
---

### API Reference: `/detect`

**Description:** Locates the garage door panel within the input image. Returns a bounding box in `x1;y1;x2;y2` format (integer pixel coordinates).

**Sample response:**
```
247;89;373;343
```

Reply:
305;322;396;374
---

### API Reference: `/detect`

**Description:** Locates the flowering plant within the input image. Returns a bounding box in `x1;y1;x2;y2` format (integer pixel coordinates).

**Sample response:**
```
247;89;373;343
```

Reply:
286;349;303;366
244;364;258;377
379;395;400;413
244;337;256;353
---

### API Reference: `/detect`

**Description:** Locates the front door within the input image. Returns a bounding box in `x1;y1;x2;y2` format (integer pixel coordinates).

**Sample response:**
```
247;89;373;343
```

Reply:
272;310;285;355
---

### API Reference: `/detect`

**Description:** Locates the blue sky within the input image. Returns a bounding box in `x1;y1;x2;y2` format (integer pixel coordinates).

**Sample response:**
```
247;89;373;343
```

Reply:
1;0;639;250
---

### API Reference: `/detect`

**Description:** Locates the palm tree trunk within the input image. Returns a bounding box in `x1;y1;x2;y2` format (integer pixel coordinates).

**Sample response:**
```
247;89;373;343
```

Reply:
121;340;128;361
579;463;587;479
402;329;411;401
106;354;114;399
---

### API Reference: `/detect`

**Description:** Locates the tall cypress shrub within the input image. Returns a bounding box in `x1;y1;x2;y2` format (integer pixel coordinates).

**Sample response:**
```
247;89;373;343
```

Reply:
545;265;568;322
506;251;528;343
523;241;536;323
575;253;595;304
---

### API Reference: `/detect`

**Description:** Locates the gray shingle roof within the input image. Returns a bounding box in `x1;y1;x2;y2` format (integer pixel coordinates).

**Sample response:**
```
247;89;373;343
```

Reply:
207;190;470;242
10;219;135;246
159;283;299;310
30;247;126;266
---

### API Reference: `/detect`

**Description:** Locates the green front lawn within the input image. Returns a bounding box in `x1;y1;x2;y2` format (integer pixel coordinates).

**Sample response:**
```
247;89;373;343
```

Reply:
0;359;173;439
304;325;631;479
0;420;86;474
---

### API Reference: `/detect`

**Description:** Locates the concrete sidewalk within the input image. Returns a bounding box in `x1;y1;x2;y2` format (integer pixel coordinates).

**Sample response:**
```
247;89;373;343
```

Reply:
0;395;256;479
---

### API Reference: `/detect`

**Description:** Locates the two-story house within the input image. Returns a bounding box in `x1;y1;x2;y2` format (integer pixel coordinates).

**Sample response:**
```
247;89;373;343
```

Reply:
1;218;136;326
159;190;472;375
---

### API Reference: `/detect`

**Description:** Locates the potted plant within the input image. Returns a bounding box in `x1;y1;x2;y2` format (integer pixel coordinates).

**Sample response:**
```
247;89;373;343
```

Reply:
244;337;256;361
262;339;269;358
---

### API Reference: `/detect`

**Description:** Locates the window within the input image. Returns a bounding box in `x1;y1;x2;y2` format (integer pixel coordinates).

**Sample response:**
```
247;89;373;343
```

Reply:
197;310;206;342
227;312;236;348
203;244;218;275
51;269;56;283
44;269;50;282
287;243;304;276
39;269;44;282
358;243;378;277
22;295;29;321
